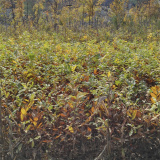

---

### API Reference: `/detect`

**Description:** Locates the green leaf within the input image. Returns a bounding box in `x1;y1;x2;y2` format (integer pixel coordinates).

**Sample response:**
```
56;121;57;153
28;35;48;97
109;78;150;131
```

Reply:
115;80;121;86
129;128;133;136
77;92;88;99
31;140;34;148
34;136;41;140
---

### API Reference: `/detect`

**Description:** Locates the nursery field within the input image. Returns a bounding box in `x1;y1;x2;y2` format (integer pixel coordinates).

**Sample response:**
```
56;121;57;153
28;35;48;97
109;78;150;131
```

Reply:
0;31;160;159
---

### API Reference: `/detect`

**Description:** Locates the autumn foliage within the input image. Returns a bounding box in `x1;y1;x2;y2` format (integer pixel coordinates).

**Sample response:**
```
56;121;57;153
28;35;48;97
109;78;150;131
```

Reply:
0;0;160;159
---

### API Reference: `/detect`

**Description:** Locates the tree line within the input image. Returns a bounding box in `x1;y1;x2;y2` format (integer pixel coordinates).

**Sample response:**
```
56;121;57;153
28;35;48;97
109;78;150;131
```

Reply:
0;0;159;35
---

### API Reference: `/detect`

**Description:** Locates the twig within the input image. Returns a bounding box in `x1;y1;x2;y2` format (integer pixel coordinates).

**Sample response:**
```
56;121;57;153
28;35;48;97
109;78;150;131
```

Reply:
94;96;111;160
0;74;5;160
94;144;107;160
78;96;107;127
13;131;30;150
121;118;127;160
7;117;14;159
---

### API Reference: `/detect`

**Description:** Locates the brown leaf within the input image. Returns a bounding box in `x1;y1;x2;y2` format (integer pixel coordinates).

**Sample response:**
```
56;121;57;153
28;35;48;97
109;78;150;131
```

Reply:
91;107;94;114
87;127;92;132
55;135;61;139
42;140;52;143
94;69;98;75
60;113;66;117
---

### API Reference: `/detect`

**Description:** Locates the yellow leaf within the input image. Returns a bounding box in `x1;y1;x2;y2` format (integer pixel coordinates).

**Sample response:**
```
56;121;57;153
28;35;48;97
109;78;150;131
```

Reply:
23;71;28;75
94;69;98;75
112;85;116;89
24;99;29;102
21;108;27;115
68;126;74;133
20;108;27;121
127;109;138;119
151;97;156;103
26;93;35;111
87;134;91;139
20;114;24;121
25;125;32;132
150;93;157;99
127;110;131;117
33;121;37;126
12;60;17;64
68;102;74;108
150;85;160;103
71;65;77;72
151;86;158;95
108;71;111;78
83;35;87;39
132;110;137;120
86;113;90;116
33;117;38;122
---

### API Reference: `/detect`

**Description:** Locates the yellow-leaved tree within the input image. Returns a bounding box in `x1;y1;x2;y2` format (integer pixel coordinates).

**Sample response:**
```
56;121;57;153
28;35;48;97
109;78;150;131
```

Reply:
109;0;128;29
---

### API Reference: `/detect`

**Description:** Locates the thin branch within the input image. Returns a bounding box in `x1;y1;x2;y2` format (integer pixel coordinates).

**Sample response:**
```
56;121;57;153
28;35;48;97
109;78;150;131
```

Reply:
94;144;107;160
0;70;4;159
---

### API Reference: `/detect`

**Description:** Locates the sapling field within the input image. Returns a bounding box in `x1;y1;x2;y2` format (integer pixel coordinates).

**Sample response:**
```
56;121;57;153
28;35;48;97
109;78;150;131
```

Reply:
0;30;160;159
0;0;160;159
